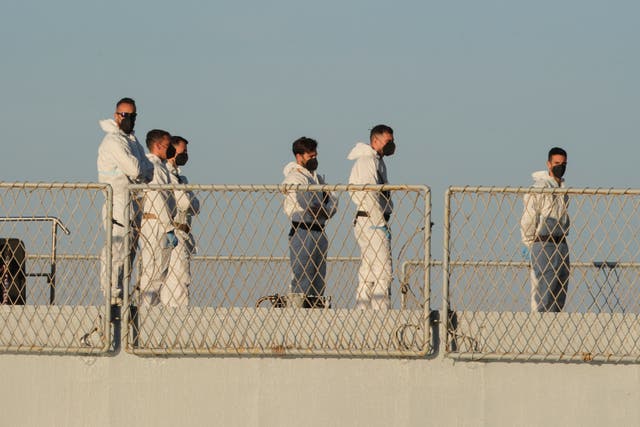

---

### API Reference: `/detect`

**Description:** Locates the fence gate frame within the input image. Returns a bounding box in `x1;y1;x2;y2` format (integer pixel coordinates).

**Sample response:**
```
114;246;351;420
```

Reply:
123;183;432;357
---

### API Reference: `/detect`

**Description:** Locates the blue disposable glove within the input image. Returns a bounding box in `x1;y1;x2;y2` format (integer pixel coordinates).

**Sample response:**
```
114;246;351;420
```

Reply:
166;231;179;248
521;246;530;261
370;225;392;240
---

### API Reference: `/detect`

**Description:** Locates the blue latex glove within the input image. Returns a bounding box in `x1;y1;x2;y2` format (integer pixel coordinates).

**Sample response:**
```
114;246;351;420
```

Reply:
370;225;392;240
521;246;530;261
166;231;179;248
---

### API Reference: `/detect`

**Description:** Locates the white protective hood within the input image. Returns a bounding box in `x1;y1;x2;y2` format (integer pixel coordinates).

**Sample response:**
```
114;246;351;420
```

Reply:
283;161;307;179
99;118;124;135
531;170;564;188
347;142;377;161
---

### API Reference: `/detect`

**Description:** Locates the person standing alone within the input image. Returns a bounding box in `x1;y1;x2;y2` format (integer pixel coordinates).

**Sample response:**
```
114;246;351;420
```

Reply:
520;147;570;312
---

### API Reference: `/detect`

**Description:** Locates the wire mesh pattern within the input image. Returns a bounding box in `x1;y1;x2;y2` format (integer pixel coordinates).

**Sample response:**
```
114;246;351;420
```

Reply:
443;187;640;362
125;184;431;356
0;183;112;353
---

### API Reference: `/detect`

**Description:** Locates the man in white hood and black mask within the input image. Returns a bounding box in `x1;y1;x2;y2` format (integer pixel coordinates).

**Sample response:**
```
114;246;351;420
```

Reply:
164;136;200;307
139;129;176;307
520;147;570;312
347;124;396;310
97;97;154;304
282;137;337;308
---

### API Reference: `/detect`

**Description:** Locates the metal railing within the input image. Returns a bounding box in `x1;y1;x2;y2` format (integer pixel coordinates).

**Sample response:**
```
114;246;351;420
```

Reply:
443;186;640;362
123;184;432;356
0;217;70;304
0;183;112;354
4;182;640;362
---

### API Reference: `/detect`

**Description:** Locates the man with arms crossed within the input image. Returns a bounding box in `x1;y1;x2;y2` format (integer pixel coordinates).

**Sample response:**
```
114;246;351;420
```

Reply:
97;97;153;304
282;137;337;308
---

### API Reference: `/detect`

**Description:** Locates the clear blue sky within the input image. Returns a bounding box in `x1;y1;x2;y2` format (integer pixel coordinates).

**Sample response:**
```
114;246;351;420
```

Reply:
1;0;638;198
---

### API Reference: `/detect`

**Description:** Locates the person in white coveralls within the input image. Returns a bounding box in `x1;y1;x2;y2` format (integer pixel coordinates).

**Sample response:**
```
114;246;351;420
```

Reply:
97;97;154;304
139;129;177;306
520;147;570;312
282;137;337;308
347;124;396;310
164;136;200;307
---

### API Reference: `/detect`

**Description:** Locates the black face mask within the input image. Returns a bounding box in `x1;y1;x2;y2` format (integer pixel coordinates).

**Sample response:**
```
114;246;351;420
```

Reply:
166;144;176;160
175;152;189;166
304;158;318;172
552;164;566;179
119;116;135;135
382;141;396;156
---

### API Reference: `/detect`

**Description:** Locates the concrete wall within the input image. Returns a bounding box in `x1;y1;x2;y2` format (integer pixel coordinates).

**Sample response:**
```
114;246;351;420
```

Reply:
1;352;638;427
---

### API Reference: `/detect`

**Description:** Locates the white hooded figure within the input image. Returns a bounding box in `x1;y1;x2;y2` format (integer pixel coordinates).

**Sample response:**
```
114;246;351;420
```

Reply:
164;136;200;308
347;125;396;310
97;98;153;304
520;147;570;312
138;130;176;307
282;137;337;308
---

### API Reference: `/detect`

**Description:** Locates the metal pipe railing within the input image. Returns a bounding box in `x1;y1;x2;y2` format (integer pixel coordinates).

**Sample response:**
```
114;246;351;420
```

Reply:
0;216;70;304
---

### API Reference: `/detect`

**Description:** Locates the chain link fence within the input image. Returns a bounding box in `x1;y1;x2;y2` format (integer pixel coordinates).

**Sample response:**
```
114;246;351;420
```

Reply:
443;187;640;362
4;182;640;362
0;183;112;353
124;184;431;356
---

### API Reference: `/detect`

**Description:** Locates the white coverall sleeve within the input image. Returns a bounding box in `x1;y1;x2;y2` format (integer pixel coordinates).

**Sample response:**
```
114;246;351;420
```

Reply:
173;188;190;215
103;137;145;181
169;172;199;217
350;157;386;226
520;193;539;247
134;141;155;183
174;187;200;216
282;173;307;220
145;163;174;228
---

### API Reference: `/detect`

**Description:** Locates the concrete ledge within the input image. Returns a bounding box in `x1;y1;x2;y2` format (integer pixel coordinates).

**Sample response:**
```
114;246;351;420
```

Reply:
0;305;108;353
448;311;640;362
128;307;431;356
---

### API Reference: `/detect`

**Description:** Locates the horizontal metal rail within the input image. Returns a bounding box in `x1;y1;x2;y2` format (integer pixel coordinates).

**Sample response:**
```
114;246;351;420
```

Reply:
448;186;640;195
129;183;430;192
447;261;640;268
0;182;109;190
0;216;71;304
0;216;70;235
26;254;100;261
